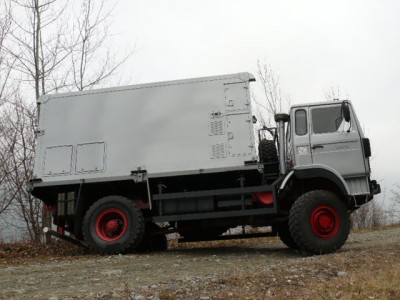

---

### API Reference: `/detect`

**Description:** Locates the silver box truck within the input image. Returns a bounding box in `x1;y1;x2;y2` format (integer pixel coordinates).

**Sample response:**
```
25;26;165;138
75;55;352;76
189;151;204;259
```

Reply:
30;72;380;254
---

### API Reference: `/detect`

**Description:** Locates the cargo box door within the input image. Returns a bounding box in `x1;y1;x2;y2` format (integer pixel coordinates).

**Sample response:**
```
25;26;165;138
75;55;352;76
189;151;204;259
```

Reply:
224;82;250;113
226;114;254;158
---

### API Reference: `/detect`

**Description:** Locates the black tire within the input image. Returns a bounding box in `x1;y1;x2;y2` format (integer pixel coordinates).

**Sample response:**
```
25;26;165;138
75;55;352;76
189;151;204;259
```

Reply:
289;190;350;255
136;223;168;252
276;222;299;249
258;139;278;162
82;196;145;254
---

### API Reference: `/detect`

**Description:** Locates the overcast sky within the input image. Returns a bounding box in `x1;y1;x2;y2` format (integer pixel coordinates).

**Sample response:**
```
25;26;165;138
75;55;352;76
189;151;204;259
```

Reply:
112;0;400;201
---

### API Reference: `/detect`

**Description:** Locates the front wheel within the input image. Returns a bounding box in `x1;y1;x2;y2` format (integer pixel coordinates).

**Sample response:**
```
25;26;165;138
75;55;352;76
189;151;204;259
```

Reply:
289;190;350;255
275;222;299;249
82;196;145;254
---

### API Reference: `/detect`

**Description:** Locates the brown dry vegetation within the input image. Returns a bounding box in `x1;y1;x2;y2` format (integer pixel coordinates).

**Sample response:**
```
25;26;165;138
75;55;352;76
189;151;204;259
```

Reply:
0;224;399;299
0;240;88;263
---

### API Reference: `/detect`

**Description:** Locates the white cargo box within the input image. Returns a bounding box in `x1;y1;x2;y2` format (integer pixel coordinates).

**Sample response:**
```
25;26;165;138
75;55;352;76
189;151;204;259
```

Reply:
33;73;258;185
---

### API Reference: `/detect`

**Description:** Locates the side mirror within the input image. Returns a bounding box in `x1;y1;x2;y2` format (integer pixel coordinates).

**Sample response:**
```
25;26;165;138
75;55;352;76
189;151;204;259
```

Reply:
341;101;351;122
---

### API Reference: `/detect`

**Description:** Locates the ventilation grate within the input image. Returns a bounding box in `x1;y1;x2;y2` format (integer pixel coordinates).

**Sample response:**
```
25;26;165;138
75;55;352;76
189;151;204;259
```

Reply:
209;120;224;136
211;143;226;159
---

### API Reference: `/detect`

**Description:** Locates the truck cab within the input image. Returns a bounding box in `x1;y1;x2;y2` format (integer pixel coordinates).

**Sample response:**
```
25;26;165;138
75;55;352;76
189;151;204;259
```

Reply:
284;100;379;204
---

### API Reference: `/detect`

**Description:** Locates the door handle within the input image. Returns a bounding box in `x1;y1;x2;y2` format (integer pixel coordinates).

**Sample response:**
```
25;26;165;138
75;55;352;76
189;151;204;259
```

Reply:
312;144;324;150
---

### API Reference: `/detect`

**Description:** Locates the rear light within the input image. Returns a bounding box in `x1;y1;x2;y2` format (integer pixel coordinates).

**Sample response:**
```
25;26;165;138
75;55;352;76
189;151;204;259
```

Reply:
57;226;65;234
43;203;56;212
252;192;274;206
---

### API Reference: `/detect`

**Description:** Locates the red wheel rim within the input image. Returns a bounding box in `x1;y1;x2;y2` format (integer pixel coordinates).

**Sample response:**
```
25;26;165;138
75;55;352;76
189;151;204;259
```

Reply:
310;205;339;239
95;208;128;242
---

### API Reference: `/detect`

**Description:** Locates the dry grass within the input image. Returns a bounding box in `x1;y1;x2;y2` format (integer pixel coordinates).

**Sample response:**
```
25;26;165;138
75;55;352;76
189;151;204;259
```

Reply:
310;267;400;300
350;222;400;233
0;239;88;263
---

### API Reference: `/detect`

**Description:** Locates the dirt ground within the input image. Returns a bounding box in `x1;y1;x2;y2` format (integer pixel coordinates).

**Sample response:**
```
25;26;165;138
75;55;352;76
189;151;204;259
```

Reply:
0;226;399;300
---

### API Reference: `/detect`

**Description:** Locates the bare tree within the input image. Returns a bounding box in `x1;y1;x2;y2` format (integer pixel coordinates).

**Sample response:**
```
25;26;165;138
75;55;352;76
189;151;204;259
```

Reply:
0;2;14;99
254;60;290;127
0;95;41;241
324;84;350;102
6;0;73;98
351;199;387;229
1;0;72;242
388;184;400;224
391;184;400;205
70;0;133;91
0;0;134;242
0;2;17;219
7;0;134;93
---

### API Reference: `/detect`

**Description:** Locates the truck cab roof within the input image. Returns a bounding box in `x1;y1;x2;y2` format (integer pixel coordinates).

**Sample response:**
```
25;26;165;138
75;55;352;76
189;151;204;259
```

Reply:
291;100;351;109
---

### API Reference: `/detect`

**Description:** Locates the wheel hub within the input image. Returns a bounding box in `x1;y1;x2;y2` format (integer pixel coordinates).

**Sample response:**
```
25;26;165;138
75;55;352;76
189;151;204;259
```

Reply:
95;208;128;242
310;205;339;239
105;219;120;233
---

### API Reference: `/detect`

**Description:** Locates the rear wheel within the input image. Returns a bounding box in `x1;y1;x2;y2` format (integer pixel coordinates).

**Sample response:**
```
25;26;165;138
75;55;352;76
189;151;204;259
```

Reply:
289;190;350;254
82;196;144;254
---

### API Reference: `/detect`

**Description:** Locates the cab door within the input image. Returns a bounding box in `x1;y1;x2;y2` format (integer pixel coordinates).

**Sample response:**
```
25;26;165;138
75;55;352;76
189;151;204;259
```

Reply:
291;108;312;166
309;104;367;177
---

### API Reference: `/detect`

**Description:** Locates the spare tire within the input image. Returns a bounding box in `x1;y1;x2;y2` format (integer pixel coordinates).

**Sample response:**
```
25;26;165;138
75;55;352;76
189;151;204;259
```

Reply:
258;139;278;162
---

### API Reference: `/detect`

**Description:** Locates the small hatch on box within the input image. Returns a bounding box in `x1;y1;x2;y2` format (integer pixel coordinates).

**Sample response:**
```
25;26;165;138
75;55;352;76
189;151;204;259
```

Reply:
44;145;73;176
76;142;105;173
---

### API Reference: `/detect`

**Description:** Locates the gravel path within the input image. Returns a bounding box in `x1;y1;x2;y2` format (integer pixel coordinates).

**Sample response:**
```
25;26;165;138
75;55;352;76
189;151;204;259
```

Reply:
1;226;399;299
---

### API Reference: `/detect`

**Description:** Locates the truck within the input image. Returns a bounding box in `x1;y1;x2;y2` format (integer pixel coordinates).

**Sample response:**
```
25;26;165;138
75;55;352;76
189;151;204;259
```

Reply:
29;72;380;255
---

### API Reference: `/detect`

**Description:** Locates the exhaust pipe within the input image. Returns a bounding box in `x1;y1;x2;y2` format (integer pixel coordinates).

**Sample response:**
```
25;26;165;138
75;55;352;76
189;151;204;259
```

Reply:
274;113;290;175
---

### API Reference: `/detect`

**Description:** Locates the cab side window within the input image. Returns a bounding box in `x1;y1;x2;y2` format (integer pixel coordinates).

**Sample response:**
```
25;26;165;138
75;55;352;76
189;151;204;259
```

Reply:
311;106;342;134
295;109;307;136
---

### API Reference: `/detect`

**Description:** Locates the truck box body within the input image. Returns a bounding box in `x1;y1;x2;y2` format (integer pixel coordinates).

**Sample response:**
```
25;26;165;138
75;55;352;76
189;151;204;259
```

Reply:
33;73;257;185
